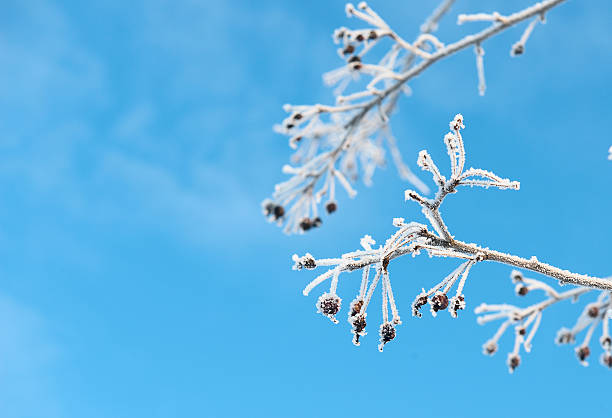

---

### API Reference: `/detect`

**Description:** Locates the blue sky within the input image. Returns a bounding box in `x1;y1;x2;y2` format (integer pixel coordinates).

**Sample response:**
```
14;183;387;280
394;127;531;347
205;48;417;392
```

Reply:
0;0;610;417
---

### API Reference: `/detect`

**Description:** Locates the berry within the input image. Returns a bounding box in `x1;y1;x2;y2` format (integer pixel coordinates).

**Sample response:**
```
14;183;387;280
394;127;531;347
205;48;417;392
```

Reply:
431;293;449;312
378;322;396;351
601;353;612;368
508;354;521;372
326;201;337;214
576;346;590;362
587;305;599;318
317;293;341;323
299;218;312;231
273;205;285;219
342;45;355;55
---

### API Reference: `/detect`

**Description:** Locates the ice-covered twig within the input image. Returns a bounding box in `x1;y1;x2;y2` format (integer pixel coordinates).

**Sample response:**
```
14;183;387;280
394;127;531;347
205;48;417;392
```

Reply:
265;0;566;234
477;270;612;372
294;114;612;352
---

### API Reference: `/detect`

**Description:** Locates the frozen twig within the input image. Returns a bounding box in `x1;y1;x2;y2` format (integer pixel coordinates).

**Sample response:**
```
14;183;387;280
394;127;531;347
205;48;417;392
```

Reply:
477;270;612;371
265;0;566;234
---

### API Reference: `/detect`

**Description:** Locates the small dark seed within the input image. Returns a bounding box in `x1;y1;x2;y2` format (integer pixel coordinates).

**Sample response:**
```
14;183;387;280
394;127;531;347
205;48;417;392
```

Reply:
368;30;377;40
588;306;599;318
326;202;337;214
518;286;529;296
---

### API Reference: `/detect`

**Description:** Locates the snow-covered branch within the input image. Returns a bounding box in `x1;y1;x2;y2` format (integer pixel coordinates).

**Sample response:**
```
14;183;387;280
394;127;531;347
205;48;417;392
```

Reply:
264;0;566;234
292;114;612;357
476;270;611;372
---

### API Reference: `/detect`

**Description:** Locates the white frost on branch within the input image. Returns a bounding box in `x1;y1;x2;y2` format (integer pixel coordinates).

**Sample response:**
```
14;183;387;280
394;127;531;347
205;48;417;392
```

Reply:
476;270;612;372
264;0;566;234
293;114;612;355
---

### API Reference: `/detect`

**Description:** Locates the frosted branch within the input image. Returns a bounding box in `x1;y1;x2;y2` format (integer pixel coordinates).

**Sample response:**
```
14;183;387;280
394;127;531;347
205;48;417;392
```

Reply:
265;0;566;234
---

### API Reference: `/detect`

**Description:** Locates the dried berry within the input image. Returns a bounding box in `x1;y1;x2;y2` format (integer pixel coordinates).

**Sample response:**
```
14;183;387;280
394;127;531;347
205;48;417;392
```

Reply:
517;327;526;336
378;322;396;351
412;294;429;317
299;218;312;231
517;285;529;296
349;299;364;317
355;33;364;42
264;201;275;216
273;205;285;219
512;44;524;55
601;335;612;350
326;201;337;214
576;346;590;362
292;113;303;120
587;305;599;318
312;217;322;228
431;293;449;312
556;328;574;345
508;354;521;372
342;44;355;55
368;30;377;40
317;293;341;323
483;340;498;356
351;314;367;346
601;353;612;368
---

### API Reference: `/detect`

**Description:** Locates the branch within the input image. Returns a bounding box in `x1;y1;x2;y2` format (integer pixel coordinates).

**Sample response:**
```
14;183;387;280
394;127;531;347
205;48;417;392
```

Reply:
292;114;612;355
265;0;566;234
476;270;612;372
